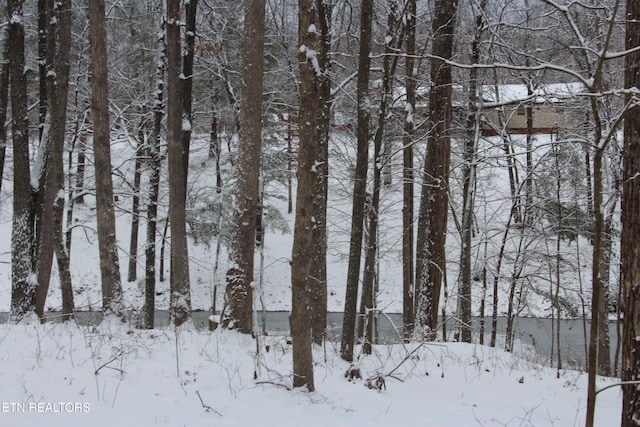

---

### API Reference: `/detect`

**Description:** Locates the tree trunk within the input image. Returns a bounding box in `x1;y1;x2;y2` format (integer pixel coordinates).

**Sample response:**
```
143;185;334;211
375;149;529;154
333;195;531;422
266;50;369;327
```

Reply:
89;0;124;317
181;0;197;190
33;118;55;321
597;143;620;376
358;1;401;352
402;0;416;340
127;126;144;283
166;0;191;327
340;0;373;362
9;0;35;321
458;0;486;343
209;86;223;192
308;0;332;347
38;0;47;141
32;0;54;321
222;0;265;334
48;0;73;321
143;18;166;330
292;0;332;389
414;0;459;339
0;29;9;198
621;1;640;422
75;136;86;205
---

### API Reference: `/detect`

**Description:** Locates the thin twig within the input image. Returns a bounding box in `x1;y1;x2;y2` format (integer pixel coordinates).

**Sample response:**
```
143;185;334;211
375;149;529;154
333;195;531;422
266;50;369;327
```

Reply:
596;380;640;395
255;380;292;391
196;391;222;416
385;343;426;378
94;350;124;375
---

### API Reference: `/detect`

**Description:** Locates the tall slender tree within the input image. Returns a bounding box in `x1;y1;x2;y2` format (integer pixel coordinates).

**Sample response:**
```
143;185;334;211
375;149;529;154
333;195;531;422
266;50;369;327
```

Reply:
458;0;487;344
222;0;266;333
89;0;124;317
0;28;9;199
167;0;192;327
402;0;417;341
143;15;166;330
181;0;198;189
414;0;459;339
8;0;35;321
340;0;373;362
358;0;403;353
48;0;73;320
621;0;640;423
292;0;332;391
127;123;144;283
33;0;52;312
308;0;332;347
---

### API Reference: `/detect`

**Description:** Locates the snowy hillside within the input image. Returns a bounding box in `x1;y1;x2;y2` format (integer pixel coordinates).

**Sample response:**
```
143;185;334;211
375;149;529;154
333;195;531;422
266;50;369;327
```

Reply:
0;322;621;426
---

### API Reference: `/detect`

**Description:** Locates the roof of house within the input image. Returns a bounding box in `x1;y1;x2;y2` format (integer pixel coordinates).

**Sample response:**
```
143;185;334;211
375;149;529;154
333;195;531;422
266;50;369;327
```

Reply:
479;82;585;106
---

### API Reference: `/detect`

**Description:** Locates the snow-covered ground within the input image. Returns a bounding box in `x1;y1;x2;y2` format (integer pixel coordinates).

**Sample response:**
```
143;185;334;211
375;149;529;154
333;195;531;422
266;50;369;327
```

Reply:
0;321;621;426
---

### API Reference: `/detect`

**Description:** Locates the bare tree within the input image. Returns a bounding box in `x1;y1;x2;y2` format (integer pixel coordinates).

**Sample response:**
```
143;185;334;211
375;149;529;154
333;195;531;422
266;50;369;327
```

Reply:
308;0;332;346
0;29;9;198
291;0;332;391
166;0;191;327
222;0;266;334
457;0;487;343
414;0;459;339
621;0;640;423
8;0;35;321
340;0;373;363
402;0;416;341
143;14;166;330
33;0;53;318
127;120;144;283
358;0;403;353
181;0;198;187
89;0;124;317
48;0;74;320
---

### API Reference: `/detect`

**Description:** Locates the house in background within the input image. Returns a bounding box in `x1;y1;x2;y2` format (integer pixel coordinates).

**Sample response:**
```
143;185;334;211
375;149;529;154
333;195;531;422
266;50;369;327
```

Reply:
479;82;586;137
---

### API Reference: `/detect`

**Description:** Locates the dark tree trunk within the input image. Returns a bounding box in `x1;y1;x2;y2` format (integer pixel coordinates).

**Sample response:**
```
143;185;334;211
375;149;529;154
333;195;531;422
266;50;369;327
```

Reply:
9;0;36;321
89;0;124;317
49;0;73;321
292;0;325;390
181;0;197;190
32;116;51;315
340;0;373;363
458;0;486;344
75;136;86;205
166;0;191;327
292;0;331;387
209;87;223;192
127;127;144;283
308;0;331;347
402;0;416;340
414;0;459;339
0;29;9;198
597;143;621;376
585;0;621;417
621;1;640;423
143;18;166;330
222;0;265;334
358;1;402;353
34;122;55;321
33;0;54;321
38;0;47;141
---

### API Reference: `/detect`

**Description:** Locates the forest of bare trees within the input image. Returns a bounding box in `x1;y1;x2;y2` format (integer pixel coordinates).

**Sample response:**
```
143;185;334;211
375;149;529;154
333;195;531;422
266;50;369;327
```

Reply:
3;0;640;423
